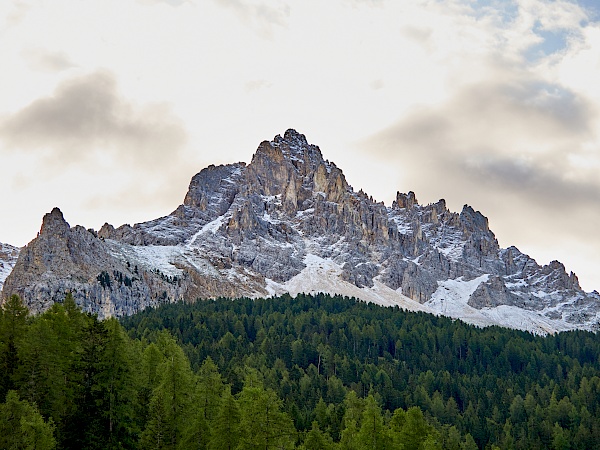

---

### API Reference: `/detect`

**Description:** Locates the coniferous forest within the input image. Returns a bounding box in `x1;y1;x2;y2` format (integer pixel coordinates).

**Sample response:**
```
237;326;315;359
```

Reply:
2;293;600;449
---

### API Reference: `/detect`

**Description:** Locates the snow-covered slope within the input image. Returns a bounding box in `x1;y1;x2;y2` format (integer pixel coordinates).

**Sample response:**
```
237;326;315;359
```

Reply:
0;243;20;292
3;129;599;334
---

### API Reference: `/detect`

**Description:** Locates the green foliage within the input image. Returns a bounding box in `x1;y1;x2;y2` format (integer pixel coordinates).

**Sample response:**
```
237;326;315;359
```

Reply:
6;292;600;449
141;331;197;449
207;385;240;450
237;379;296;449
97;271;111;289
0;390;56;450
399;406;434;450
121;293;600;449
0;294;29;399
356;395;391;449
301;421;334;450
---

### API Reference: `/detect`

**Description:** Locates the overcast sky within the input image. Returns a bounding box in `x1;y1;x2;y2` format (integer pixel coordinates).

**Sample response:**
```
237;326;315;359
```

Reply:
1;0;599;292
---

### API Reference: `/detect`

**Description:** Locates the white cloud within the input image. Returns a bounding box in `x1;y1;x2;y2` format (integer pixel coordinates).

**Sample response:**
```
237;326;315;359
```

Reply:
22;48;75;72
212;0;291;38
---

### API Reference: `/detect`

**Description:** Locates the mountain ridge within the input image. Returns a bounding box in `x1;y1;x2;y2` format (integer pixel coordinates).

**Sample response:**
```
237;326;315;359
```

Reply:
2;129;599;333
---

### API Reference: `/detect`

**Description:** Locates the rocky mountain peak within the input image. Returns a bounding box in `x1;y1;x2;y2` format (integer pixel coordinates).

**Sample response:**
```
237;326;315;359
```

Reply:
246;130;349;209
274;128;323;163
40;207;69;236
2;130;599;334
252;129;325;176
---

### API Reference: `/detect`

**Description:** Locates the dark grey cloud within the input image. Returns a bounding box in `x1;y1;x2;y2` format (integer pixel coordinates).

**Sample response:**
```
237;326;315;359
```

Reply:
460;155;600;208
369;80;599;204
0;70;187;171
363;78;600;273
23;48;75;72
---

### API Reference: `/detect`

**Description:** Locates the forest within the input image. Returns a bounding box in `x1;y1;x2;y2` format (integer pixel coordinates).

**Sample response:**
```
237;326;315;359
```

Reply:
2;292;600;449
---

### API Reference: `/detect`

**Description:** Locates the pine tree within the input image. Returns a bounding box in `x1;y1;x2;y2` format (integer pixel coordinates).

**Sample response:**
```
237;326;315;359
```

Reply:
356;395;391;450
140;389;170;450
398;406;433;450
16;314;58;414
64;314;109;449
0;390;56;450
96;318;138;448
41;298;85;445
141;332;197;449
196;356;224;423
302;421;334;450
179;410;209;450
208;385;241;450
339;418;360;450
461;433;478;450
237;380;296;449
0;294;28;399
551;423;569;450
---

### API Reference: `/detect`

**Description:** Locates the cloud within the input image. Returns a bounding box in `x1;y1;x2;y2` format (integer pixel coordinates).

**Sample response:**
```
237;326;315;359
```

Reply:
245;79;273;92
0;70;187;172
400;25;433;44
22;48;75;72
367;78;599;206
213;0;290;36
137;0;189;6
0;70;191;227
343;0;385;7
362;76;600;283
369;79;384;90
0;1;30;33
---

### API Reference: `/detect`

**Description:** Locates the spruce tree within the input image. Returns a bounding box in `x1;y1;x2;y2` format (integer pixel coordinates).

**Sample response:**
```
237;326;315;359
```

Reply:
141;332;197;449
0;294;28;399
207;385;241;450
356;395;391;450
237;379;296;449
0;390;56;450
302;421;334;450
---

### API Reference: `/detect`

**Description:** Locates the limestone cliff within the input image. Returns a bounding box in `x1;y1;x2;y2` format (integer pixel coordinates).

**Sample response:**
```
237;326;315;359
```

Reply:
2;130;599;333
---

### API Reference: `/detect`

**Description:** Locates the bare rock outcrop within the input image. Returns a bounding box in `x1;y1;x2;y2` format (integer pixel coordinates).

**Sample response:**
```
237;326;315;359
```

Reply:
2;129;599;332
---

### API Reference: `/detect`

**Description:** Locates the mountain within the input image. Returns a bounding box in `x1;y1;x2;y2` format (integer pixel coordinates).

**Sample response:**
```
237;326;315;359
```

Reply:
0;242;20;292
2;129;599;333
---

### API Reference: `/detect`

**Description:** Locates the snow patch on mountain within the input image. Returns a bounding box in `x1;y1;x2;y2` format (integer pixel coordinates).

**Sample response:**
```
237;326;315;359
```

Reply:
106;241;176;274
423;274;582;334
265;253;432;313
188;215;227;247
0;243;20;291
426;275;493;325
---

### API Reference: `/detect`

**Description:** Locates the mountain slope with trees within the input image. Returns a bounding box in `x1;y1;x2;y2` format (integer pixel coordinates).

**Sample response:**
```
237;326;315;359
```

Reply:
3;292;600;448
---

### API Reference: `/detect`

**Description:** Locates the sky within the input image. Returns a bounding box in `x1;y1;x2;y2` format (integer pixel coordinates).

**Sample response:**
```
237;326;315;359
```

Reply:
0;0;599;292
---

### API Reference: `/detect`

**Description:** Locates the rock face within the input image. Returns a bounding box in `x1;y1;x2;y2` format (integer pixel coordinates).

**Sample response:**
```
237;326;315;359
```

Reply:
2;129;599;333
